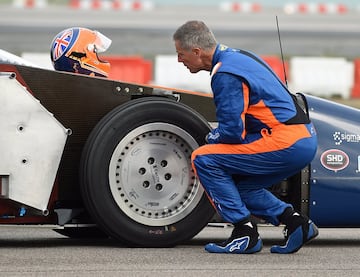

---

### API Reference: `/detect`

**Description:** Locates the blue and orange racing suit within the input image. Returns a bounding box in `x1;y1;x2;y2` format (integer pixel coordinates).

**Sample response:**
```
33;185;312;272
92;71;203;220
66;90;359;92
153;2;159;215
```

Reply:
192;44;317;225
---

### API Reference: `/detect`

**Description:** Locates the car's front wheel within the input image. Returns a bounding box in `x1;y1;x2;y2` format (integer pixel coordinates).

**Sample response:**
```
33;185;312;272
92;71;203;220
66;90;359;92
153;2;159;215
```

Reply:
79;97;215;247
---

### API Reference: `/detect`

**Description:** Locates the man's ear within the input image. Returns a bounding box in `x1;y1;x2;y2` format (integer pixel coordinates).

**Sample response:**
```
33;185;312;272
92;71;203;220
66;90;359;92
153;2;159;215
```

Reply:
192;47;201;56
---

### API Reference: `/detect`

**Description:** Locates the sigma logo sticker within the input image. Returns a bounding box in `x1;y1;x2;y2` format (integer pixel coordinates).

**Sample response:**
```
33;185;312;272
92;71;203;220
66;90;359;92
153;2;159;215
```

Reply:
320;149;349;172
333;131;360;145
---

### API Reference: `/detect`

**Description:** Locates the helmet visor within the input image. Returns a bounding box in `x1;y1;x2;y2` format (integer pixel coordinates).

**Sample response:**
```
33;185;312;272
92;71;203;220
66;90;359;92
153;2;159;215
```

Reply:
93;31;112;53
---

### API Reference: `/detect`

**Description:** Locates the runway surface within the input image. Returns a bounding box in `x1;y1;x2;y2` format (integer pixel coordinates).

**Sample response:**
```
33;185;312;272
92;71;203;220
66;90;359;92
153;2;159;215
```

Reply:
0;225;359;276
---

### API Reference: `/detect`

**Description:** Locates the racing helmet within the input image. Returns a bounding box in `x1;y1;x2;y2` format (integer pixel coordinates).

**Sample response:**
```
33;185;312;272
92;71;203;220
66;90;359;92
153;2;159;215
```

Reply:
50;27;112;78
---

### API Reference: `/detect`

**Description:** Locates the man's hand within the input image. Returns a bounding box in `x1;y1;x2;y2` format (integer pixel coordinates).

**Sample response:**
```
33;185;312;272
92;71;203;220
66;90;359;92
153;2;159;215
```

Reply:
205;131;220;144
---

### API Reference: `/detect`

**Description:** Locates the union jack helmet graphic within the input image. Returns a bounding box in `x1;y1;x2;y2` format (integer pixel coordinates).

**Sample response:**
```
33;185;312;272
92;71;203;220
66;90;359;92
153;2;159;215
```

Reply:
50;27;112;78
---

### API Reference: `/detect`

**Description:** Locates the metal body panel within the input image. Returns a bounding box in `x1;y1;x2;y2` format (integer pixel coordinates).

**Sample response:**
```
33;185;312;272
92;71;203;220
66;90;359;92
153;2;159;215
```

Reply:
15;66;134;204
0;73;68;212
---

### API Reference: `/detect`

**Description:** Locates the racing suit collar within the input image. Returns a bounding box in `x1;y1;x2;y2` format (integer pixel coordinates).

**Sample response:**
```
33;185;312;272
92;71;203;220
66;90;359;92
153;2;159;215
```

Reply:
211;44;229;75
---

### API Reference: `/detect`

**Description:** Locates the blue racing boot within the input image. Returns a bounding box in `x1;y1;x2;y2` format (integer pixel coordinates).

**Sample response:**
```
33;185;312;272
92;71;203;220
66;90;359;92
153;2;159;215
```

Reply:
271;209;319;254
205;221;263;254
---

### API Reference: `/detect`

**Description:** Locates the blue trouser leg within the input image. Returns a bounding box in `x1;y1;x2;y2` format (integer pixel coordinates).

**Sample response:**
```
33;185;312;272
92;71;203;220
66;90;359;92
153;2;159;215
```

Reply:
193;155;251;223
239;188;292;225
192;133;316;224
192;148;302;224
194;155;290;224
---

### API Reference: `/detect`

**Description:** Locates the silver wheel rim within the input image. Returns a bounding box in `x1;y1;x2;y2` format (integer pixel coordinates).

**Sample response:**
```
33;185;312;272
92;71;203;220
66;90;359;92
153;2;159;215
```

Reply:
108;122;204;226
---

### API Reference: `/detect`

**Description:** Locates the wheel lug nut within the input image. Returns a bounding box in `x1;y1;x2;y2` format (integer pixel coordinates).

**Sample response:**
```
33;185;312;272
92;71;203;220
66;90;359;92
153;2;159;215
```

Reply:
155;183;163;191
143;181;150;188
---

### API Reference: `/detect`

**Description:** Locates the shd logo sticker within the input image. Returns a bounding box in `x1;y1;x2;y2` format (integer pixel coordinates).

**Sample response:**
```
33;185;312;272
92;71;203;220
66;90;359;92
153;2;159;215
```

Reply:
320;149;349;172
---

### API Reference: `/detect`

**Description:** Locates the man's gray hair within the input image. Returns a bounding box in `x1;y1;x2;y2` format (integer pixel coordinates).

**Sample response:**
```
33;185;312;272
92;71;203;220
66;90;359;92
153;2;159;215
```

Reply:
173;20;217;51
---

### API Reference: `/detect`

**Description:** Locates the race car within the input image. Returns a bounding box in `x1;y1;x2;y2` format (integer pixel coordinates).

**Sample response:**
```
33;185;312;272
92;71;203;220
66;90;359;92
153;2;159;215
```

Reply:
0;61;359;247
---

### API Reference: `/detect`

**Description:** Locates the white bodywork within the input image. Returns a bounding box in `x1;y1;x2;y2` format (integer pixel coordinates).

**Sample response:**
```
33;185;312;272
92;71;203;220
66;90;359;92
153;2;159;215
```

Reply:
0;72;68;213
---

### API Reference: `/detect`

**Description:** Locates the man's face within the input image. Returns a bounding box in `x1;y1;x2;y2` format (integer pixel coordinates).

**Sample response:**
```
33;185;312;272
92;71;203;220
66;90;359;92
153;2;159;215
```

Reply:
175;40;203;73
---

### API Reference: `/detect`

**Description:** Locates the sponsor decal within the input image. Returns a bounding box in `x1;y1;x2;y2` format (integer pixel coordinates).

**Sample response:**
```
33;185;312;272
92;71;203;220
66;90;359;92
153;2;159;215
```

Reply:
148;229;164;235
320;149;349;172
333;131;360;145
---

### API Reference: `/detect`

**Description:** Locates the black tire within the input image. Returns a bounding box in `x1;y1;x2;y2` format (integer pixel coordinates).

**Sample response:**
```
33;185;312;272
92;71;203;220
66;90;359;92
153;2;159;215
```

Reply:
79;97;215;247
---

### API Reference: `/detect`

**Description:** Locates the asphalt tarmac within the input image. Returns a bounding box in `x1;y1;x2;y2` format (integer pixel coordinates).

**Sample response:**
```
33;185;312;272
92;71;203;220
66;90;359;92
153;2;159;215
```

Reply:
0;225;359;276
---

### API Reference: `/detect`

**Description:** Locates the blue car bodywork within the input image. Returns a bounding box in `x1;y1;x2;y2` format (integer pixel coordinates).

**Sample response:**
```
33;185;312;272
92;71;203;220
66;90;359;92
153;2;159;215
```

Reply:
307;95;360;227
